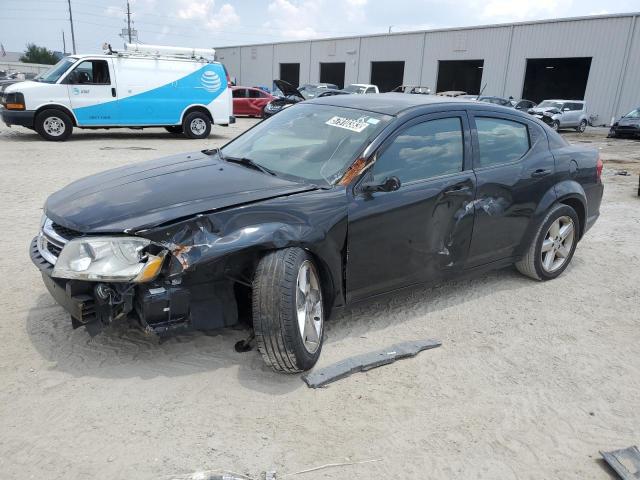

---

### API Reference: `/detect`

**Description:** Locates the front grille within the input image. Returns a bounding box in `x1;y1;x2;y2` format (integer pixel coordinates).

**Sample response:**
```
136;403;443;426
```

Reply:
52;222;83;240
46;242;62;257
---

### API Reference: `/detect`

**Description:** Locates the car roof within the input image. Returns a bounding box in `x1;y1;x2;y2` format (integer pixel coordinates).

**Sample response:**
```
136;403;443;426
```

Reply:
306;92;476;115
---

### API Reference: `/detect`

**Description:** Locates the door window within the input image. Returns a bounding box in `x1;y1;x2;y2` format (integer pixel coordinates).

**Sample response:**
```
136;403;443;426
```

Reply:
69;60;110;85
248;89;265;98
373;117;464;184
475;117;530;167
232;89;248;98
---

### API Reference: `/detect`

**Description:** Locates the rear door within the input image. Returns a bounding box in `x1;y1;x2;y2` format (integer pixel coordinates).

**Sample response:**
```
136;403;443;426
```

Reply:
65;58;117;126
466;111;556;267
347;111;476;301
232;88;248;115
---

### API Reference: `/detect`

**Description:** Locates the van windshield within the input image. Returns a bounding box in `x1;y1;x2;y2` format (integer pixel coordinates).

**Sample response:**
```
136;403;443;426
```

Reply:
35;58;77;83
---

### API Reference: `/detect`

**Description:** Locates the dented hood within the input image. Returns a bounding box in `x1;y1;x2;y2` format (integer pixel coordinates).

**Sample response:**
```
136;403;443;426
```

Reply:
44;151;317;232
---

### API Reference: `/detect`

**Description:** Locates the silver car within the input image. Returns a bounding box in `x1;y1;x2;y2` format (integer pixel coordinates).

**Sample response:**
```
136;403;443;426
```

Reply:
529;100;589;132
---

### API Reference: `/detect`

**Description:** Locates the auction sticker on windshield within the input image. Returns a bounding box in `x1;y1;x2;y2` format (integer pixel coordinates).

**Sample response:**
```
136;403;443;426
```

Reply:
326;116;370;133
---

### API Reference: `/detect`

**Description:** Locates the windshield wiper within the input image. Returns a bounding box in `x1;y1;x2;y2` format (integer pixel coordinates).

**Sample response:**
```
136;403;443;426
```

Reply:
223;156;277;176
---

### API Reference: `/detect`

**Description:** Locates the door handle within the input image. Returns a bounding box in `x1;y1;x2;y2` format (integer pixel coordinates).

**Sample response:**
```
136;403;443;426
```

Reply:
443;185;471;196
111;87;116;97
531;168;551;178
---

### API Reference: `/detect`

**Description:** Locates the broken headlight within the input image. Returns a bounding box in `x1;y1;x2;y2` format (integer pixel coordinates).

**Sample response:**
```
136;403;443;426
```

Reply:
52;236;165;283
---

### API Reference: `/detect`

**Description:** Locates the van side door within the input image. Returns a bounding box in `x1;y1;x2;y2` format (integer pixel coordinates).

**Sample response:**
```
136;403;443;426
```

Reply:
64;58;117;126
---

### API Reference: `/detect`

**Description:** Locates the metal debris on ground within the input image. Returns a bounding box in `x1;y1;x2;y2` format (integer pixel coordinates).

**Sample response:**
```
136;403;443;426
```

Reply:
301;339;441;388
600;446;640;480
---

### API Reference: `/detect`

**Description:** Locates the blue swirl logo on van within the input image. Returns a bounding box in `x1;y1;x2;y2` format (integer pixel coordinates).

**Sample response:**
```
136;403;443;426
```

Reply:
200;70;221;92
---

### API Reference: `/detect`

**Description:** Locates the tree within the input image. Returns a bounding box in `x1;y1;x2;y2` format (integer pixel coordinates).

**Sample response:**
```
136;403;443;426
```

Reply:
20;43;58;65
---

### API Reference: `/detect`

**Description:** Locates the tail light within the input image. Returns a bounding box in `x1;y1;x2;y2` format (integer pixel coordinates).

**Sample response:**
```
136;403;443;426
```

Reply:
596;155;603;182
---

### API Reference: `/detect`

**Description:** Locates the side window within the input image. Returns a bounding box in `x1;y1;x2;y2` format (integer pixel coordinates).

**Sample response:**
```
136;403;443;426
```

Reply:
476;117;530;168
572;102;584;111
248;89;264;98
373;117;464;184
232;89;247;98
366;87;376;94
69;60;110;85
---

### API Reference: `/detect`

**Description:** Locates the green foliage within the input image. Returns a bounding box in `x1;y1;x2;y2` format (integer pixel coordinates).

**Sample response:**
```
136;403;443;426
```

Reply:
20;43;58;65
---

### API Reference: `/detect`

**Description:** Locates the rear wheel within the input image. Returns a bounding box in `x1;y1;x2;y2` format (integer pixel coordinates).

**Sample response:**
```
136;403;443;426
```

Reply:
35;109;73;141
252;248;324;373
182;111;211;139
577;119;587;133
165;125;183;134
516;204;579;281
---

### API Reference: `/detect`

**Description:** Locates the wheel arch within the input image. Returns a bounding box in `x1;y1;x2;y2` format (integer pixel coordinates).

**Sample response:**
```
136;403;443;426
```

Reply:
180;104;213;124
34;104;78;126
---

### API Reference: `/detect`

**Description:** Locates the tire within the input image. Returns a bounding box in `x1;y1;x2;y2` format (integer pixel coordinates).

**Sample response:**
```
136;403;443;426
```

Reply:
577;120;587;133
182;111;211;139
551;120;560;132
252;248;325;373
516;204;580;281
35;109;73;141
165;125;183;134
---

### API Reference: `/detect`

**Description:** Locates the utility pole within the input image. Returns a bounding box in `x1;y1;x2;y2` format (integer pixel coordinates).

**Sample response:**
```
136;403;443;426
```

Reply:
126;1;132;43
67;0;77;54
62;30;66;55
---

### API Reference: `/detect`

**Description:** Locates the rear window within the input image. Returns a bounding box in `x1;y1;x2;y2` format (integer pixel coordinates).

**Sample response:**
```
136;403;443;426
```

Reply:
476;117;530;167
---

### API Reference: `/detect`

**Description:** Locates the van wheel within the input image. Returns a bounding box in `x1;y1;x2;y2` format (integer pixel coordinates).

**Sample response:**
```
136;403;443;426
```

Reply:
252;248;324;373
182;111;211;139
35;109;72;141
576;120;587;133
516;204;579;281
165;126;183;134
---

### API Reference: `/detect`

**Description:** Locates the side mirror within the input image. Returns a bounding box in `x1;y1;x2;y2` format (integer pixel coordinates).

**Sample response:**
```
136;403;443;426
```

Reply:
361;176;401;193
563;107;570;112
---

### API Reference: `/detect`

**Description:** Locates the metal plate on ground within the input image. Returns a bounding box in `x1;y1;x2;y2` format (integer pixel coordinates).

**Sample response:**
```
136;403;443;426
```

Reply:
302;339;441;388
601;446;640;479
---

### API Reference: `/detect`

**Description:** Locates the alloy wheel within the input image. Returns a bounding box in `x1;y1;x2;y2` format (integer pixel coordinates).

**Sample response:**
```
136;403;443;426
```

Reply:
541;215;575;273
190;118;206;136
295;260;323;354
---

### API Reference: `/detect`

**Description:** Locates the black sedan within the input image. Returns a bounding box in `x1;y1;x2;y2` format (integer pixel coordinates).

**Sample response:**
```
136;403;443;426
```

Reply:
608;107;640;138
30;94;604;373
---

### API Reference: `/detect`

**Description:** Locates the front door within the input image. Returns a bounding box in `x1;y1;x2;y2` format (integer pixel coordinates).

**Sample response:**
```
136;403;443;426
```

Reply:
466;111;556;267
65;58;118;126
347;112;476;302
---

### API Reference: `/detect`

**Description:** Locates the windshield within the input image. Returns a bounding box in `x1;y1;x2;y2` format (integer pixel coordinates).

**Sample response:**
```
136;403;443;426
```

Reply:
35;57;77;83
343;85;366;94
623;108;640;118
538;100;563;110
221;104;391;185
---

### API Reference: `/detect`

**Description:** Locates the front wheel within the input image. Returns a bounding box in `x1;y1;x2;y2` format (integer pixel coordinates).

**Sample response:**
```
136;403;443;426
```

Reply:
516;204;579;281
182;111;211;139
577;120;587;133
35;109;73;141
551;120;560;132
252;248;324;373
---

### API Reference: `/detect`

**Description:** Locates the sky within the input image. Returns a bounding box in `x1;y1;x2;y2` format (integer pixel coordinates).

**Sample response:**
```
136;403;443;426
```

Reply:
1;0;639;54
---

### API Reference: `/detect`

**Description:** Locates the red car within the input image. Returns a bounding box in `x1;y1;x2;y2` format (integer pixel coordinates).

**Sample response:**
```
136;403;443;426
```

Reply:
232;87;274;117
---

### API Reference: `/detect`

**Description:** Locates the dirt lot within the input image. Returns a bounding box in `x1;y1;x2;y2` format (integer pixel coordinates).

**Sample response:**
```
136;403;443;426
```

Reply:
0;122;639;480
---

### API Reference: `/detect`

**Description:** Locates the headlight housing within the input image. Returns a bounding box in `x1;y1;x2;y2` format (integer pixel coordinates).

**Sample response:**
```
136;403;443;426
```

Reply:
52;236;165;283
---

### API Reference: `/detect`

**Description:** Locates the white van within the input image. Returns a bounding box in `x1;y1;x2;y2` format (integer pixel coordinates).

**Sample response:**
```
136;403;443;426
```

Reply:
0;44;234;141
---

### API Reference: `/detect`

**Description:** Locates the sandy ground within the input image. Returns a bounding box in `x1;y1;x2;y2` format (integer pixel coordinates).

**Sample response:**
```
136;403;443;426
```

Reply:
0;121;639;480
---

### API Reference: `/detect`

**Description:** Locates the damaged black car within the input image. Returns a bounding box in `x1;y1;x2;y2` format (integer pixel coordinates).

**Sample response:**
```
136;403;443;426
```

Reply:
30;94;604;373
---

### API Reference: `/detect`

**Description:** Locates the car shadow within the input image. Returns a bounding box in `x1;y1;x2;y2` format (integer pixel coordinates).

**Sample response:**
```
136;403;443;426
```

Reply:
26;265;540;394
1;128;226;142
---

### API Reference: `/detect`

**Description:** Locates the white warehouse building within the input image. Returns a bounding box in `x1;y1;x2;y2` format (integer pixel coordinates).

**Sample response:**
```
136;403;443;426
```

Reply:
215;12;640;125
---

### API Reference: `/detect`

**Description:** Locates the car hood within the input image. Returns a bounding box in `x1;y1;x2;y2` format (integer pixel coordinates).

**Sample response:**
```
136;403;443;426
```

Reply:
530;106;560;114
3;80;41;93
44;151;317;233
273;79;304;100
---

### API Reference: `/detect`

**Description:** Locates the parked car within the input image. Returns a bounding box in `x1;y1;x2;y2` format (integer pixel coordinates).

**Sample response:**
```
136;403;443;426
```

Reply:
608;107;640;138
436;90;467;97
528;100;589;132
478;96;512;106
232;86;274;118
298;83;339;98
512;99;537;111
30;93;603;372
393;85;431;95
263;79;304;118
342;83;379;94
1;44;234;141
